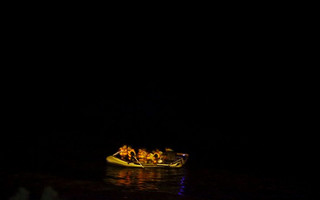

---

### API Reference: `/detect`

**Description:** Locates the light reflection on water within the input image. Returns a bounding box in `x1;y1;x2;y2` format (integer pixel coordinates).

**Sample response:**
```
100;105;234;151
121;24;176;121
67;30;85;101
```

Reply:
104;166;187;195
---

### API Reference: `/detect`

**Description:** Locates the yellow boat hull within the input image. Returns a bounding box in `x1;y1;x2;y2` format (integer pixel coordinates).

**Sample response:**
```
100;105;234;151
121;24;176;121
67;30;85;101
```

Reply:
106;156;186;168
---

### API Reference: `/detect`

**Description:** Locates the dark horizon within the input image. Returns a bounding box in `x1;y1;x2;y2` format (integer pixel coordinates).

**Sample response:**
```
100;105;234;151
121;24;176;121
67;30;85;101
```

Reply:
3;78;313;178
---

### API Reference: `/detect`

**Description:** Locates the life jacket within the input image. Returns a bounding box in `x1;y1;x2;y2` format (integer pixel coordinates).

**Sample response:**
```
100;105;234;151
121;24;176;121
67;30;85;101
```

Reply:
138;150;147;162
154;150;163;159
154;152;161;159
138;150;145;158
153;150;163;164
146;153;154;161
128;149;136;159
119;147;128;157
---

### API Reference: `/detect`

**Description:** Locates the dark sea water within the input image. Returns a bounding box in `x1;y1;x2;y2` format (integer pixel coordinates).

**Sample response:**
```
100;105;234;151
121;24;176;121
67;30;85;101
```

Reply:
2;156;312;200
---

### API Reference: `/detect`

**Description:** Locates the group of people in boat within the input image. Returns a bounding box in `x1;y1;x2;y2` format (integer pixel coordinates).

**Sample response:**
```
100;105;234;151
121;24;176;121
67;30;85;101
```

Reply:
117;145;175;164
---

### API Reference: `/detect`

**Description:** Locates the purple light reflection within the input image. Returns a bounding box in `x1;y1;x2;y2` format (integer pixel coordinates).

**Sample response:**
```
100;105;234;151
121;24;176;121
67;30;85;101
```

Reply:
178;176;186;196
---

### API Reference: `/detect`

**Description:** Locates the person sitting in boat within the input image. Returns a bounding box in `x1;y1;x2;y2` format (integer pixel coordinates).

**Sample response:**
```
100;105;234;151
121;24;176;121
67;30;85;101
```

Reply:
153;149;163;164
146;152;154;164
163;147;176;162
119;145;128;160
138;148;148;164
127;146;136;162
157;149;164;163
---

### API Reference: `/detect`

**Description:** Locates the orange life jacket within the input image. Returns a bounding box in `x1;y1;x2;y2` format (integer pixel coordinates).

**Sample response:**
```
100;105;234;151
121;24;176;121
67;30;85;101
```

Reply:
119;147;128;157
154;152;161;159
138;151;145;158
138;150;147;162
146;153;154;160
128;149;136;159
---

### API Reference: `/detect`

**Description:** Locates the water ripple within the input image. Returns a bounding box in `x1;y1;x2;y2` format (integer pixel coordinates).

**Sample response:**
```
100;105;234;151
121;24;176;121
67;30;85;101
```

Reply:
104;166;187;195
